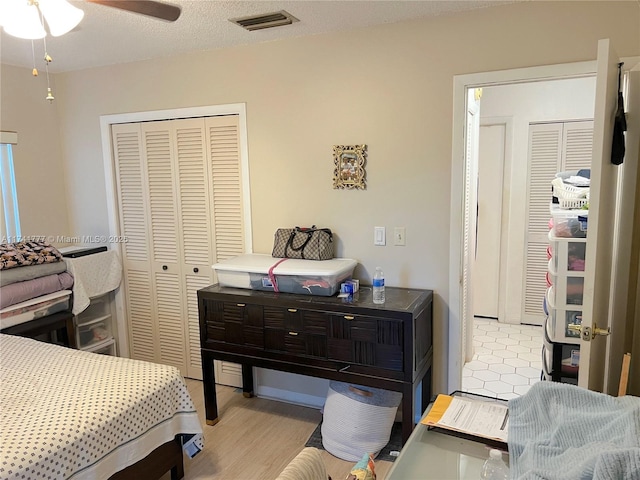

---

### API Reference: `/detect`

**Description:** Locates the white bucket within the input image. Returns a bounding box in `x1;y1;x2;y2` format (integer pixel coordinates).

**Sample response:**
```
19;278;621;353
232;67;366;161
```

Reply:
321;381;401;461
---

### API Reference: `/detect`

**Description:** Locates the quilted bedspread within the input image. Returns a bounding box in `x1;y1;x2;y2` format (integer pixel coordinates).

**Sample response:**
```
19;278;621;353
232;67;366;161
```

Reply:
0;334;203;480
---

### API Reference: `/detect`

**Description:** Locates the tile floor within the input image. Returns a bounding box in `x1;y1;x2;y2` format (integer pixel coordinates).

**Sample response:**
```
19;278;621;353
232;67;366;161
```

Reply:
461;317;543;400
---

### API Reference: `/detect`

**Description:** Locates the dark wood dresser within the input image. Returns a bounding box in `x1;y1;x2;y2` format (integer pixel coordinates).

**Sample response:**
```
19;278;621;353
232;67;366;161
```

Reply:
197;284;433;443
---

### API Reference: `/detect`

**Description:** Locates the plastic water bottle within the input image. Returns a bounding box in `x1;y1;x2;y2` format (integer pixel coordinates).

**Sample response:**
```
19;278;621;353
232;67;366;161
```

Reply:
372;267;385;304
480;449;509;480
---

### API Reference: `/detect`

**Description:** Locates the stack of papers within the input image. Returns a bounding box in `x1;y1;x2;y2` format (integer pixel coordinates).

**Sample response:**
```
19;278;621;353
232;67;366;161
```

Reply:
422;394;509;446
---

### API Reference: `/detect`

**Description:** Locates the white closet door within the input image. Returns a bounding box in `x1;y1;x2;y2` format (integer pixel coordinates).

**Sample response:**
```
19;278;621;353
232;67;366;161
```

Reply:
206;116;245;262
522;123;563;325
206;115;245;387
562;121;594;171
523;121;593;325
111;123;157;363
142;122;186;374
174;118;214;380
113;116;246;386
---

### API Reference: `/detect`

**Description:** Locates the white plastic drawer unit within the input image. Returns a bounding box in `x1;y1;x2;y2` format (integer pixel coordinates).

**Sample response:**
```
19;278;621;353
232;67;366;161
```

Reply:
546;231;586;345
74;292;116;354
547;260;584;307
77;316;112;349
548;232;587;274
546;287;582;345
550;207;588;239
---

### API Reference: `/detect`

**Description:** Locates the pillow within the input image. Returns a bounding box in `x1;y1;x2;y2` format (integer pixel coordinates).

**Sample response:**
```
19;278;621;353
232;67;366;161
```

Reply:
346;453;376;480
275;447;331;480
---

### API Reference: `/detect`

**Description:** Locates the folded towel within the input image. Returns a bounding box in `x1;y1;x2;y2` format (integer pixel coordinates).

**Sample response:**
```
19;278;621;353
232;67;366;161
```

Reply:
0;241;63;270
508;382;640;480
0;272;74;309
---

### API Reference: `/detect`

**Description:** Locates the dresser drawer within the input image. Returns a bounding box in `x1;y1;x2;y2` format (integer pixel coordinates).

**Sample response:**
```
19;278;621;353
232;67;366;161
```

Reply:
202;299;263;347
327;313;403;373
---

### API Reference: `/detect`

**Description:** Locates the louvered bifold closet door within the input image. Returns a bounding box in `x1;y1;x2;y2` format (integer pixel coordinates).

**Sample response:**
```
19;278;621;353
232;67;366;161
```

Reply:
522;123;563;325
174;118;214;380
206;115;245;387
111;123;156;363
206;115;245;262
141;121;187;374
562;121;594;172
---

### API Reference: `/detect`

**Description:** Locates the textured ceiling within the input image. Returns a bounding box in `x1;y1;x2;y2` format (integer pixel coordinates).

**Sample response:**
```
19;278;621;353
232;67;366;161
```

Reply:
1;0;517;73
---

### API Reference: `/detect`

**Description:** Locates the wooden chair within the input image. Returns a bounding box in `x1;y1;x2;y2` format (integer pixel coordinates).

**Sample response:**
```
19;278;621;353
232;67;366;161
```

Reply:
618;353;632;396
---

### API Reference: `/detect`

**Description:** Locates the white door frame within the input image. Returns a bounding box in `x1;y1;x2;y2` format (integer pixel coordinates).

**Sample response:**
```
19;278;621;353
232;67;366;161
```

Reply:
448;61;598;393
99;104;253;358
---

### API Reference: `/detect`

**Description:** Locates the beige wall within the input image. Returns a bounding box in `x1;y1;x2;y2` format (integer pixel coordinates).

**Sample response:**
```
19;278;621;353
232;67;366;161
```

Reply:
0;64;70;239
2;1;639;394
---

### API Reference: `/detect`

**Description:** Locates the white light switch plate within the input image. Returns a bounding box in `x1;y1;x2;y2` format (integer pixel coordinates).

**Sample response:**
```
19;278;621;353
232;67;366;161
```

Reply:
374;226;386;246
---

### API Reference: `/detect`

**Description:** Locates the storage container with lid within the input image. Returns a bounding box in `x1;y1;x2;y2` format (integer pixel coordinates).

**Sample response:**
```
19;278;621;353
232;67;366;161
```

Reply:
213;254;357;296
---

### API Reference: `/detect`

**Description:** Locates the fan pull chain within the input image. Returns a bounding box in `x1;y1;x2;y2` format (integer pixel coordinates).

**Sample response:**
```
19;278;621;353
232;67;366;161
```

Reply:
42;36;54;102
38;8;54;103
31;40;38;77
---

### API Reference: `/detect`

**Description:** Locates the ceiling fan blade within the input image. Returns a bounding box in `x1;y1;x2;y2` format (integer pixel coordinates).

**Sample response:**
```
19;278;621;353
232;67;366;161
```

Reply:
86;0;181;22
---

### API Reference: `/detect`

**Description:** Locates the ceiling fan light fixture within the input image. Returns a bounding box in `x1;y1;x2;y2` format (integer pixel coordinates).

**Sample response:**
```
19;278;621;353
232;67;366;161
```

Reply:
1;0;84;39
38;0;84;37
2;0;46;39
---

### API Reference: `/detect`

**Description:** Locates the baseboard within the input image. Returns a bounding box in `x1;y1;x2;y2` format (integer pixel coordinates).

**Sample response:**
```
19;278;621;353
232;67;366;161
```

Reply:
256;385;326;410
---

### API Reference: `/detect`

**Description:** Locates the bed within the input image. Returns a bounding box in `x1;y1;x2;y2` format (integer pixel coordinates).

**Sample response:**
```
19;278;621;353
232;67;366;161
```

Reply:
0;333;204;480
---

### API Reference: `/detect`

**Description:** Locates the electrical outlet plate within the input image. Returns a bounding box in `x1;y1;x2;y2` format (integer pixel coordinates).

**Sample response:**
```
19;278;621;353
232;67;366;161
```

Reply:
374;226;386;246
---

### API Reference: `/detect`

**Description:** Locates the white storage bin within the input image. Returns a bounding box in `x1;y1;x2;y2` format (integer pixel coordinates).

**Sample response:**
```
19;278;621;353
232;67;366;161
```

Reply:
550;208;588;238
0;290;72;329
84;338;116;356
547;260;584;307
77;316;112;349
321;381;401;461
77;296;110;324
546;287;582;345
213;254;357;296
548;232;587;273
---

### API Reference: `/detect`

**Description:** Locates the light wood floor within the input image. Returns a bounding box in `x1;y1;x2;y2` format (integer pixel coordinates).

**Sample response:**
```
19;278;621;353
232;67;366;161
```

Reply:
162;379;393;480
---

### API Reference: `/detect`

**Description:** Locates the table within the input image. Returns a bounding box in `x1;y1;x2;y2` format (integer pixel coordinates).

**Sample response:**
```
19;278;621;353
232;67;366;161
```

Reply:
386;405;510;479
197;284;433;443
0;310;76;348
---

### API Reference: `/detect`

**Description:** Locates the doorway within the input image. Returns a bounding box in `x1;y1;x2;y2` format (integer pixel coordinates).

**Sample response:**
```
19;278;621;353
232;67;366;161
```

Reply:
463;78;597;398
447;59;601;393
472;78;597;325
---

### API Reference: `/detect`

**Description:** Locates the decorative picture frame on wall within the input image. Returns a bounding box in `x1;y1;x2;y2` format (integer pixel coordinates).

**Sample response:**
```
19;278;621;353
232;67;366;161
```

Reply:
333;144;367;190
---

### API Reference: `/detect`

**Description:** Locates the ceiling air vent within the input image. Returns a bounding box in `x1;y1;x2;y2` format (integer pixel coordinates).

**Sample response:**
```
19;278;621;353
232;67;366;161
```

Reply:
230;10;299;31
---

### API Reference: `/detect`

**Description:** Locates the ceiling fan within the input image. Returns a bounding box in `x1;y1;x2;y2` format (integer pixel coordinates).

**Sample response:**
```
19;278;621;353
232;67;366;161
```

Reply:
85;0;181;22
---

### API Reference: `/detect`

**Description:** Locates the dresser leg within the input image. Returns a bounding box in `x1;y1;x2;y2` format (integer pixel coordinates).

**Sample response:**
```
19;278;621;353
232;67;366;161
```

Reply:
401;384;415;444
242;364;254;398
201;351;219;425
421;367;432;415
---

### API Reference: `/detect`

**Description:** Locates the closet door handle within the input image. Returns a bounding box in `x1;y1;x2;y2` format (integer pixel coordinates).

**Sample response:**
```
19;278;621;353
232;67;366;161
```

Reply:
162;265;168;271
193;267;199;273
288;308;297;313
344;315;355;321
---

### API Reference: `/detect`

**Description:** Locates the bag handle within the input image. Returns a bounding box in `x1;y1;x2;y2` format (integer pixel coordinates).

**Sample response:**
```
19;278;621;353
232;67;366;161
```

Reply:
285;225;315;258
284;226;333;259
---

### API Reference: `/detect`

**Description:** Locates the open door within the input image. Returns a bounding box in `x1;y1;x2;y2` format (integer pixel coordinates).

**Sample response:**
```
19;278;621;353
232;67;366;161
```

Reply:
462;89;481;363
578;39;639;392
